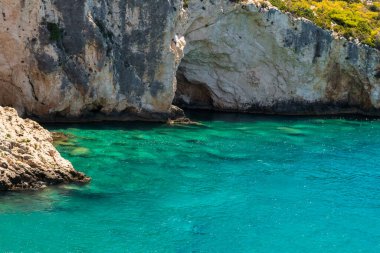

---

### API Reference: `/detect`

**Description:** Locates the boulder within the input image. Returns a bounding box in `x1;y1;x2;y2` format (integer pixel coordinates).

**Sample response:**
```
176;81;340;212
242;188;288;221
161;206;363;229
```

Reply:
0;107;90;190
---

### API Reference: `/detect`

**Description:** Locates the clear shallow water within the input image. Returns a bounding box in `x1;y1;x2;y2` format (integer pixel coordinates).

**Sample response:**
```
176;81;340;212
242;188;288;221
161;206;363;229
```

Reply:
1;113;380;252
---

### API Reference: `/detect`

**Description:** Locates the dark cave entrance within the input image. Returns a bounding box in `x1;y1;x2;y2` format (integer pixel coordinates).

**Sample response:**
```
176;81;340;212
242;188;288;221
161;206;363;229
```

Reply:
173;66;214;110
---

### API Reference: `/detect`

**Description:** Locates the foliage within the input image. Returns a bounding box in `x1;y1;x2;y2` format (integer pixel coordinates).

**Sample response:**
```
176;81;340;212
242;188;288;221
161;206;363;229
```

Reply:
183;0;189;8
268;0;380;49
46;22;62;41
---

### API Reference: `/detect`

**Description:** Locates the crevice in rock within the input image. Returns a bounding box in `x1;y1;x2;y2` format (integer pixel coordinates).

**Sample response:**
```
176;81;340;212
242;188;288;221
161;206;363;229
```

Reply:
27;76;39;102
173;69;214;110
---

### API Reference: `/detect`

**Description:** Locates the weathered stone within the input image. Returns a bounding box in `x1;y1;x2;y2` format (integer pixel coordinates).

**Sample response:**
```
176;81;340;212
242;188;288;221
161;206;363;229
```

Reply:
174;0;380;115
0;0;181;120
0;0;380;118
0;107;90;191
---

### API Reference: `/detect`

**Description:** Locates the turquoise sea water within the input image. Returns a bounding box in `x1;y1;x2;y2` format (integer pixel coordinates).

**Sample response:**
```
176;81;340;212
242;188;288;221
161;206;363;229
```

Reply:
1;113;380;252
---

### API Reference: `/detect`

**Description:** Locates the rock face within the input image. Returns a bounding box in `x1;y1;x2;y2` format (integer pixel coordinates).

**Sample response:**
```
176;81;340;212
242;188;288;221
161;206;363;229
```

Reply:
0;107;90;190
0;0;380;118
0;0;183;121
175;0;380;115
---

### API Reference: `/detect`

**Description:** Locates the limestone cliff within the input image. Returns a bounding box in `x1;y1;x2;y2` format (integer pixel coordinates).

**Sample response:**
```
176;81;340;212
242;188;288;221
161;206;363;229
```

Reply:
0;107;89;190
0;0;183;121
175;0;380;115
0;0;380;118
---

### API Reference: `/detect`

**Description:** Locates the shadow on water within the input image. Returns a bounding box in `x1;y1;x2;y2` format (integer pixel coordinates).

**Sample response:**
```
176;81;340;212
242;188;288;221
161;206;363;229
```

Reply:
0;185;115;213
41;110;380;133
43;121;165;131
184;109;380;123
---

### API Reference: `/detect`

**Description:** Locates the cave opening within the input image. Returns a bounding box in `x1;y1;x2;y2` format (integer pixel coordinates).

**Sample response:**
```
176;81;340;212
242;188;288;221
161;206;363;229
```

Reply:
173;65;214;111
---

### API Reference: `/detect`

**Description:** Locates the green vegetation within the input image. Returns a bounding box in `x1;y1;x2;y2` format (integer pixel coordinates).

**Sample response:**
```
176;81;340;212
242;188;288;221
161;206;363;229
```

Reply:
46;22;62;41
268;0;380;48
183;0;189;8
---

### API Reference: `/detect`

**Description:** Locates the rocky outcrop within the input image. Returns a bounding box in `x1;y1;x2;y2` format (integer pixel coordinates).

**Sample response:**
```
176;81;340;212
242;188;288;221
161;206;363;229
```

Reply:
0;0;380;118
174;0;380;115
0;107;89;190
0;0;183;121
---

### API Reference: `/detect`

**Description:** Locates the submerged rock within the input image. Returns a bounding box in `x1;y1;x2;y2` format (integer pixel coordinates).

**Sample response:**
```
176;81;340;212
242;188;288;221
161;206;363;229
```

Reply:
0;107;90;191
52;132;77;147
167;117;203;126
70;147;91;157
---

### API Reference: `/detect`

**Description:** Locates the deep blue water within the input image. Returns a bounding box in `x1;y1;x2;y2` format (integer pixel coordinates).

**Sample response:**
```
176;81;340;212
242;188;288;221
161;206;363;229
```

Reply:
0;113;380;252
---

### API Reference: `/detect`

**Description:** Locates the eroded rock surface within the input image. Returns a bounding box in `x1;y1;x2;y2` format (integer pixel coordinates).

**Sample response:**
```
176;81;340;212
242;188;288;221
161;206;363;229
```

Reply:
0;107;90;190
1;0;380;118
175;0;380;115
0;0;182;121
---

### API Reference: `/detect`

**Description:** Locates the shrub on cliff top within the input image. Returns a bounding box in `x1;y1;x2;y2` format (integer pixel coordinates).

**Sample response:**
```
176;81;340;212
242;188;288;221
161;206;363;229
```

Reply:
269;0;380;49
